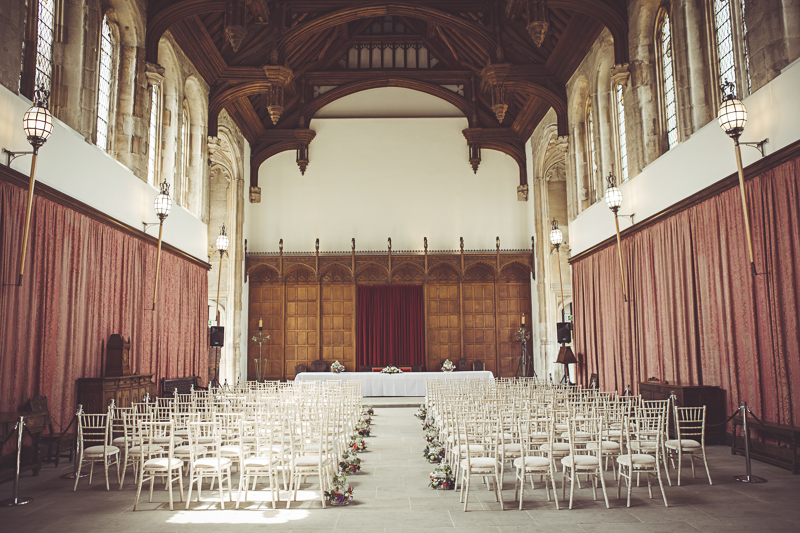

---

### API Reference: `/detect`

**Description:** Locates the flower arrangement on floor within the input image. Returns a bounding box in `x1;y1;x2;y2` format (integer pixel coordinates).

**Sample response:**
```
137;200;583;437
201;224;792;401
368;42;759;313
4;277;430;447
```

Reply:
356;421;371;437
324;473;354;506
415;405;427;420
423;442;445;463
339;450;362;474
361;414;372;425
422;418;435;431
349;435;367;453
331;360;345;374
363;405;374;416
429;464;455;490
425;428;439;443
380;366;403;374
441;359;455;372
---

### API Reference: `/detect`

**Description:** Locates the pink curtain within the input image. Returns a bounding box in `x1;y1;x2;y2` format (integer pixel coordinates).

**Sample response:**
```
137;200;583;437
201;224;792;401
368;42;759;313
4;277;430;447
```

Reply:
0;179;208;433
573;156;800;427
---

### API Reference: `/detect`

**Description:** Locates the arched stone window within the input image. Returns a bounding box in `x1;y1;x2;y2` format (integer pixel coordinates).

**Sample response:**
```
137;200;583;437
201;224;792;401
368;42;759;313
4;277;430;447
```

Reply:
615;84;628;182
656;8;678;151
96;14;117;152
180;101;190;205
585;97;598;202
20;0;57;97
147;84;162;185
710;0;751;98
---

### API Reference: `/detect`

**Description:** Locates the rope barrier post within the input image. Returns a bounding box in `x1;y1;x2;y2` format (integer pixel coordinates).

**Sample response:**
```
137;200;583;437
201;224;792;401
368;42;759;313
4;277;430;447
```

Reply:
734;401;767;483
60;406;87;480
1;417;33;506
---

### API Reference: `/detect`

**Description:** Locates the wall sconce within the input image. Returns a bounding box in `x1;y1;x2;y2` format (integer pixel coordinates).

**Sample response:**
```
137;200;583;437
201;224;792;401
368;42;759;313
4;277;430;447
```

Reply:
496;236;500;250
718;80;767;276
214;224;229;324
143;179;172;310
604;173;633;302
2;86;54;285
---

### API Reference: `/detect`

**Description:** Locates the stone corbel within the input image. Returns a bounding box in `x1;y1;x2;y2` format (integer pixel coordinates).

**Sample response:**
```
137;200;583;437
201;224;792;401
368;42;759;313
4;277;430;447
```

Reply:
555;135;569;154
517;184;529;202
145;62;165;87
462;128;483;173
249;186;262;203
610;63;630;87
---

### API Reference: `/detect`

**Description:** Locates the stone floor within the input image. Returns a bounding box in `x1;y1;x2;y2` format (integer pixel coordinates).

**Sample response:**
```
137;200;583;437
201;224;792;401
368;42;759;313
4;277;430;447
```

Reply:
1;406;799;532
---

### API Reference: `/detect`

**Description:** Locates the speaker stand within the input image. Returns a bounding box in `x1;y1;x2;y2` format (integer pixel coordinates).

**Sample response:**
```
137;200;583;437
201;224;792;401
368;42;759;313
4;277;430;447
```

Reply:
210;346;221;388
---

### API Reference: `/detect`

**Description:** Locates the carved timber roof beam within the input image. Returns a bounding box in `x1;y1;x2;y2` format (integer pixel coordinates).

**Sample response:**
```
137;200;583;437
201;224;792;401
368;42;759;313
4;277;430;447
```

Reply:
145;0;227;64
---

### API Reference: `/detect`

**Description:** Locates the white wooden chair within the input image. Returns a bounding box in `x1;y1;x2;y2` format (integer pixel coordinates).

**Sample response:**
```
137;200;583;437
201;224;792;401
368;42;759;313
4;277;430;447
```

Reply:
459;415;504;512
617;406;669;507
185;421;233;509
561;415;610;509
665;405;712;485
133;420;184;510
514;415;559;510
73;409;120;491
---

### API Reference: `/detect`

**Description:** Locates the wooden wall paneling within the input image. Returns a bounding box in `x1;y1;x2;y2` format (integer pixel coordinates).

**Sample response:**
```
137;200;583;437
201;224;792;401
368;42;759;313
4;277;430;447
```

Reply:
462;265;497;374
497;264;533;377
247;267;283;381
320;265;355;372
284;266;318;379
317;279;323;361
494;279;501;375
426;280;461;371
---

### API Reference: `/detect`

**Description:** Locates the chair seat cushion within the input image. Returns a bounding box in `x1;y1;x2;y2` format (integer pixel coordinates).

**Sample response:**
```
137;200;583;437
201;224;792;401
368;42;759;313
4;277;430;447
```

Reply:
665;439;701;449
453;444;484;453
503;443;523;453
586;441;621;451
461;457;498;469
244;456;274;468
112;437;130;446
84;445;120;456
292;456;331;467
128;444;163;455
561;431;591;440
618;454;657;466
221;444;249;454
514;456;551;469
144;457;182;470
561;455;600;468
539;442;570;452
174;444;207;455
194;457;233;469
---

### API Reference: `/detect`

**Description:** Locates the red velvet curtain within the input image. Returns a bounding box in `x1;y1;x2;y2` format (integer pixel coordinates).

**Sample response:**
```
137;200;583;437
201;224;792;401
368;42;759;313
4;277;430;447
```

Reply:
357;285;424;368
573;156;800;427
0;179;209;433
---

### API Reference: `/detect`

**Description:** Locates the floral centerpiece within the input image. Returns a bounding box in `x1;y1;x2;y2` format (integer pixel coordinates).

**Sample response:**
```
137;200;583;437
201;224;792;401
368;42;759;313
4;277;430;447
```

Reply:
441;359;455;372
380;366;403;374
363;405;374;416
429;464;455;490
339;451;362;474
356;421;371;437
331;360;345;374
324;473;354;506
349;435;367;453
415;405;427;420
423;441;444;463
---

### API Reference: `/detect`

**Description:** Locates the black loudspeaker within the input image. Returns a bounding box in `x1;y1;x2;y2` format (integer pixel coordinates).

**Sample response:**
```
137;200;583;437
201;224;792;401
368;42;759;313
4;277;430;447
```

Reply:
557;322;572;344
210;326;225;347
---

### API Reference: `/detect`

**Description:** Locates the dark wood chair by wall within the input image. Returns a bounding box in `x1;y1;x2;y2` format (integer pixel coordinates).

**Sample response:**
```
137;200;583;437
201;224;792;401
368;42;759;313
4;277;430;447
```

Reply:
360;365;371;372
309;359;328;373
472;360;485;371
458;358;468;371
294;364;307;376
29;396;76;468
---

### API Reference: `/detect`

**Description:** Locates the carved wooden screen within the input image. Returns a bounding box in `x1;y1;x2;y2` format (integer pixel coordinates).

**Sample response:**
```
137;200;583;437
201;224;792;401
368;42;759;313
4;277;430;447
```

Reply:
284;266;318;379
248;266;283;380
497;263;533;377
320;265;355;372
461;264;497;374
426;264;461;372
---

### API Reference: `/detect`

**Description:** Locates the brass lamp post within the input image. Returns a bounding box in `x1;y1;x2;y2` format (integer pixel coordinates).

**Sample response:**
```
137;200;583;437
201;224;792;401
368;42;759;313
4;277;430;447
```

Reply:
549;218;565;321
214;224;229;325
717;80;767;277
3;86;54;285
604;173;628;302
149;180;172;309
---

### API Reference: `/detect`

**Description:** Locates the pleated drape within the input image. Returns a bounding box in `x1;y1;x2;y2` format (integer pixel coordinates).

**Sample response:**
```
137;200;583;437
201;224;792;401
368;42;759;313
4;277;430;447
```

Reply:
573;156;800;427
0;179;209;433
356;285;424;368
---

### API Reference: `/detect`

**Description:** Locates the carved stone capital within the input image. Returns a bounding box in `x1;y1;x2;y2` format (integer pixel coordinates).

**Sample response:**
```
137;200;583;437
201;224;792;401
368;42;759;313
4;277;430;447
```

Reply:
249;186;262;203
611;63;630;86
555;135;569;154
145;62;165;87
517;184;529;202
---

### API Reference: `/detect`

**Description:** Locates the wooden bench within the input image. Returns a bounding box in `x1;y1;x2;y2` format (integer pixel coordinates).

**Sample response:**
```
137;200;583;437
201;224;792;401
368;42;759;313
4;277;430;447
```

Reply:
731;415;800;474
161;376;204;396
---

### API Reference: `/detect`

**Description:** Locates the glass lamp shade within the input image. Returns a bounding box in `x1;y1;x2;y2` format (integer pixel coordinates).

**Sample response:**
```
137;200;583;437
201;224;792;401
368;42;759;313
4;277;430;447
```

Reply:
154;180;172;220
550;227;563;247
22;104;53;150
216;233;229;252
718;96;747;138
605;186;623;211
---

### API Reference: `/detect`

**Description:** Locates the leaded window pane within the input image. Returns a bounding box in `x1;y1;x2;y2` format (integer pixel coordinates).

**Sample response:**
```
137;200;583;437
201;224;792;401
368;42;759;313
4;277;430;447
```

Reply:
617;85;628;182
96;18;113;152
661;14;678;150
35;0;55;93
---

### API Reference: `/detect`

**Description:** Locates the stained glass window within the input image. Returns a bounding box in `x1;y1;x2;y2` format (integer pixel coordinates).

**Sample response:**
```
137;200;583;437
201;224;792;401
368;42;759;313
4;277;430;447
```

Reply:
96;17;113;152
35;0;56;94
660;14;678;150
616;85;628;182
147;85;160;185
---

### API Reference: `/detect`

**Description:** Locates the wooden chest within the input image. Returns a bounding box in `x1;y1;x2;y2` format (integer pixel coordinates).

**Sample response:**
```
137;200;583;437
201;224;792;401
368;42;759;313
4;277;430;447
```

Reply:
638;382;726;444
76;374;156;413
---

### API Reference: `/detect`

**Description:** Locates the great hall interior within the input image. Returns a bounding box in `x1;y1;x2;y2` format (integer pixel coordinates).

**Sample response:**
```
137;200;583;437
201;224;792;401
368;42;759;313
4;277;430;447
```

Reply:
0;0;799;531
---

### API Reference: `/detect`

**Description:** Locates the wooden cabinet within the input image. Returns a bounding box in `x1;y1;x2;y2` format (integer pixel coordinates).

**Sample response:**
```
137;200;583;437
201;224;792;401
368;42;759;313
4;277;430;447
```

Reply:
639;382;726;444
76;375;156;414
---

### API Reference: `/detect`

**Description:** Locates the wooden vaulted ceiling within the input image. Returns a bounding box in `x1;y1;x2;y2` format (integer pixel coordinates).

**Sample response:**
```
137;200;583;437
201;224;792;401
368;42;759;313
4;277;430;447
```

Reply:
147;1;628;187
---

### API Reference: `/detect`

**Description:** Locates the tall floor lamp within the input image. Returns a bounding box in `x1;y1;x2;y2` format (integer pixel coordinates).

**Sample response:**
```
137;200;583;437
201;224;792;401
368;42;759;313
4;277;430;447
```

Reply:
214;224;229;325
2;86;54;286
148;180;172;310
717;80;767;276
604;173;633;302
550;219;578;382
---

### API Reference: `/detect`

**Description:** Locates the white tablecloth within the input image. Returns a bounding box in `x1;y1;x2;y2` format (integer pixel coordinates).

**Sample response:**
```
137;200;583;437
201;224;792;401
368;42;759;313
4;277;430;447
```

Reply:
293;371;494;397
